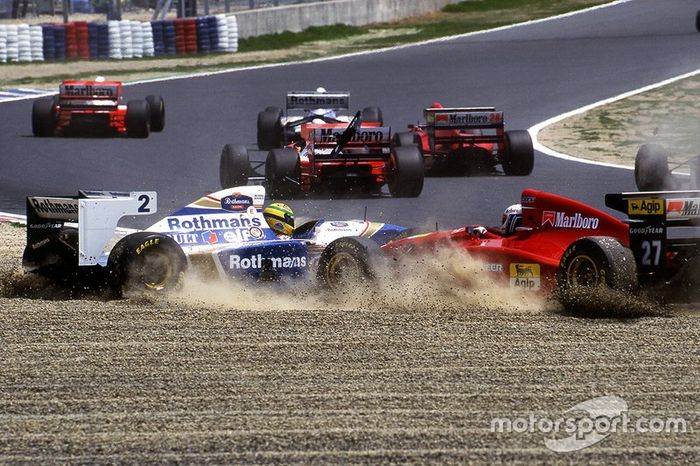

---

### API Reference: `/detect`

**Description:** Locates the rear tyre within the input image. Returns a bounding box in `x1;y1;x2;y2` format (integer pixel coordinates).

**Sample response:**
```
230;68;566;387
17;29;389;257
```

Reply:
556;236;637;310
317;237;381;292
361;106;383;125
265;147;300;198
393;131;420;147
387;146;424;197
502;130;534;176
145;95;165;131
634;144;675;191
257;108;283;150
126;100;150;138
220;144;250;189
107;232;187;298
32;97;56;137
696;10;700;32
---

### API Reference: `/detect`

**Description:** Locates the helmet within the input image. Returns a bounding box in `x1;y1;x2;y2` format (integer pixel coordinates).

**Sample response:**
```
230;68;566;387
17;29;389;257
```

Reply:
430;101;444;109
316;87;327;93
501;204;522;234
263;202;295;236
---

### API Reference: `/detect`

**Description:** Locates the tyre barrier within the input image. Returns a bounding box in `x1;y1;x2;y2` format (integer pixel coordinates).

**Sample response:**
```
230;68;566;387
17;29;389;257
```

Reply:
0;16;238;64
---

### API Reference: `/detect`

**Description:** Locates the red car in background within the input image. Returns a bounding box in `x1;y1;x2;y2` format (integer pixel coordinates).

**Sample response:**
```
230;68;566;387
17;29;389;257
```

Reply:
31;79;165;138
317;188;700;308
394;106;534;176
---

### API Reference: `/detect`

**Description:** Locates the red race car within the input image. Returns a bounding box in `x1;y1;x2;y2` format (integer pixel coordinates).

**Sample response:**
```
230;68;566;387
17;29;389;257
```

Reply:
317;188;700;307
394;105;534;176
220;111;424;198
31;78;165;138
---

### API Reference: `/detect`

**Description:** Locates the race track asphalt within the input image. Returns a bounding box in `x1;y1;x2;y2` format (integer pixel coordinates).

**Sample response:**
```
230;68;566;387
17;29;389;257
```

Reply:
1;0;699;230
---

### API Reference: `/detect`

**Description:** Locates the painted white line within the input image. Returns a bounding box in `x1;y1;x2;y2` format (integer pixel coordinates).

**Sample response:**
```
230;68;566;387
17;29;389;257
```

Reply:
0;212;26;224
0;0;632;103
529;67;700;170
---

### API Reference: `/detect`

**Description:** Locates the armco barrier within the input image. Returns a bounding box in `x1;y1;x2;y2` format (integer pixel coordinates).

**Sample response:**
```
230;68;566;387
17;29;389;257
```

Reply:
1;15;239;64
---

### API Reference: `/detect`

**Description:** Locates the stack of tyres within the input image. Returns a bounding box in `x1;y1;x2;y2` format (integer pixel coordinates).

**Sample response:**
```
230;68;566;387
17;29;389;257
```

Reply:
163;20;176;55
75;21;89;60
0;25;7;63
119;20;133;59
174;19;186;54
96;23;109;59
17;24;31;62
41;24;55;61
53;24;66;60
184;18;197;53
151;20;165;56
142;21;154;57
226;15;238;52
196;17;210;53
215;15;228;52
64;22;78;59
30;25;44;61
130;20;143;58
108;20;121;59
6;25;18;62
87;22;99;58
206;16;218;52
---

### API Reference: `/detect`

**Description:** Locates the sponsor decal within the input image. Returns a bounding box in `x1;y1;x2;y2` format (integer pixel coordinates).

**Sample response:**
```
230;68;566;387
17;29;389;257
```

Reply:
60;84;117;98
223;231;238;243
629;225;664;235
135;238;159;255
434;112;502;126
521;195;537;205
509;263;540;290
221;193;253;212
314;127;391;144
247;206;257;215
542;211;599;229
168;233;200;244
666;199;700;219
287;93;349;108
167;215;262;231
628;199;664;215
31;238;50;250
249;227;264;239
202;230;218;245
484;263;503;272
30;197;79;219
28;222;62;229
330;221;349;227
229;254;307;269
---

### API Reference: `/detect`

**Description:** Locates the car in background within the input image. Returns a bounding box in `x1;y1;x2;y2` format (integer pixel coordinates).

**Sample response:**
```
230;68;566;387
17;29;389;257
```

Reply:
393;106;534;176
634;143;699;191
220;111;425;198
22;185;406;297
256;89;383;150
31;78;165;138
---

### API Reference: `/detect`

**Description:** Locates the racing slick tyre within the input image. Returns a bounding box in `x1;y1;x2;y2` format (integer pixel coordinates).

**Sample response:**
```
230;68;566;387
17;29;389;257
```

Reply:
387;146;424;197
696;10;700;32
634;144;675;191
265;147;301;198
392;131;420;147
317;237;382;292
32;97;56;137
126;100;151;138
257;108;283;150
361;106;384;125
502;130;534;176
107;232;187;298
21;226;79;279
556;236;637;311
220;143;250;188
145;95;165;132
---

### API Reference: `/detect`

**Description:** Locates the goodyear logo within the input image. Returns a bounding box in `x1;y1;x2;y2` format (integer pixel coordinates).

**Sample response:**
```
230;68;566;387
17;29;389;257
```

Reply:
509;263;540;290
628;198;664;215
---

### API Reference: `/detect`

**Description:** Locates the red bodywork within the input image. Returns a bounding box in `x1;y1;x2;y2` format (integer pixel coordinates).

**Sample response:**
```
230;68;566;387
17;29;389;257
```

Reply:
408;107;505;171
383;189;630;294
54;80;127;134
296;122;388;192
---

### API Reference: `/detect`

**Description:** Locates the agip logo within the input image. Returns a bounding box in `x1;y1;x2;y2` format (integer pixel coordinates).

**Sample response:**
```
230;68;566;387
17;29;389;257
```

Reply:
628;198;664;215
509;263;540;290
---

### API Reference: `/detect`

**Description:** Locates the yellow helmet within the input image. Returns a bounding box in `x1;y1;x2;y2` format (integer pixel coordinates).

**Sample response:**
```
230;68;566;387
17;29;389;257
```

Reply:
263;202;295;236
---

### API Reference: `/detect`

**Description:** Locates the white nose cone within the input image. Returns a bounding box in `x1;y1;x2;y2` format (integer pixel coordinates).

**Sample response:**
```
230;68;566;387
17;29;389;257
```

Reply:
95;76;106;82
316;87;326;93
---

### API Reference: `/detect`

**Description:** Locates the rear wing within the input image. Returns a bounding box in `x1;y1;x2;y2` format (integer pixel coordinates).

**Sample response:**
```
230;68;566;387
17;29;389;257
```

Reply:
25;190;156;267
605;190;700;273
59;81;121;101
311;126;392;160
286;91;350;111
423;107;504;151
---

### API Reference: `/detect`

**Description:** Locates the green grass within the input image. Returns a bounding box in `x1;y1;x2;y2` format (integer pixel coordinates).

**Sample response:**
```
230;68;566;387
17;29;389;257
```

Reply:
239;24;365;53
443;0;534;12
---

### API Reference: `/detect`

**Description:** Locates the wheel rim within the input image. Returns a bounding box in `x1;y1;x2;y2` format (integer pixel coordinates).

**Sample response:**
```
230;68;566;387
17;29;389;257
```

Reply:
326;252;363;290
134;250;174;290
566;254;601;288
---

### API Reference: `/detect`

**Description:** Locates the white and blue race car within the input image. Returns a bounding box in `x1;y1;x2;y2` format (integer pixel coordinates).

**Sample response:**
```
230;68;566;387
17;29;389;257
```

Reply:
22;186;406;296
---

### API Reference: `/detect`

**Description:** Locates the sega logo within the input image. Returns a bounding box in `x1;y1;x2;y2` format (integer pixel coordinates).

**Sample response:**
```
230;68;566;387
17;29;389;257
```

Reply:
221;194;253;212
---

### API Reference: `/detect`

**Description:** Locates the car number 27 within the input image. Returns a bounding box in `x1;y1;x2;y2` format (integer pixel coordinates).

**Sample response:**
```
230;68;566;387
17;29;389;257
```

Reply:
640;240;662;266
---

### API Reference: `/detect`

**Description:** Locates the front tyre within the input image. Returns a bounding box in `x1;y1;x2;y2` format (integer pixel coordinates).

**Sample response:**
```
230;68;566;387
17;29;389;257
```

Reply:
220;144;250;188
257;108;283;150
387;146;424;197
145;95;165;131
502;130;534;176
317;237;381;292
107;232;187;298
634;144;675;191
265;147;300;198
361;106;383;125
